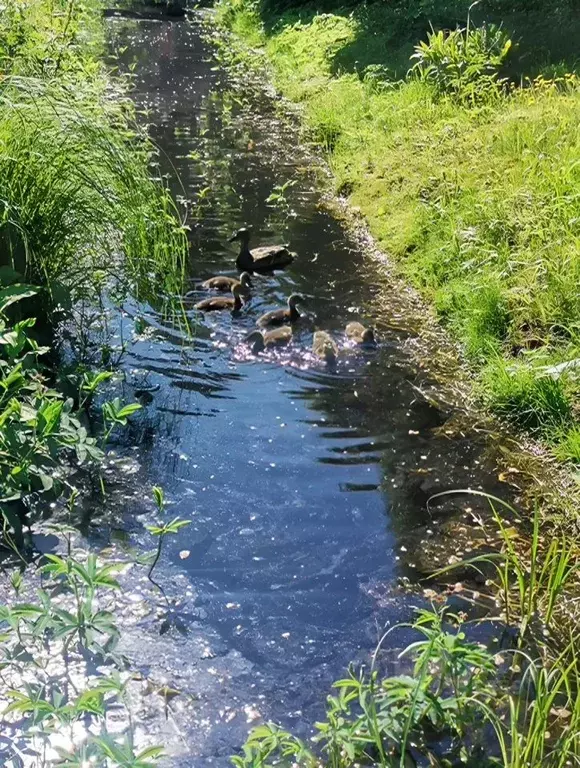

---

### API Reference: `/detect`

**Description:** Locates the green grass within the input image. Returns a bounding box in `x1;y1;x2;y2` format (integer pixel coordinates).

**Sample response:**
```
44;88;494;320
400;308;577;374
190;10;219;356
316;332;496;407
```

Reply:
0;0;188;309
217;0;580;463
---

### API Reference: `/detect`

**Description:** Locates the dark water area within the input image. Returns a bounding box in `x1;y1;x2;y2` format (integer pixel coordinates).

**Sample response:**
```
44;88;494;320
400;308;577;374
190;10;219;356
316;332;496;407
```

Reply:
84;11;517;764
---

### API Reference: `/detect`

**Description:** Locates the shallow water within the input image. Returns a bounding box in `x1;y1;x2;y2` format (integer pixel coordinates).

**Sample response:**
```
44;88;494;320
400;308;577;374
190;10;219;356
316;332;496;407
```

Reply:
81;11;516;763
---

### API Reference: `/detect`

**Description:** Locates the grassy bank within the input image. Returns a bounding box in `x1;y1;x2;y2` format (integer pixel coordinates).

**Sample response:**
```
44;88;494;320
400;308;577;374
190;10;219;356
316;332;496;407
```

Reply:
0;0;190;764
0;0;187;534
216;0;580;465
0;0;188;310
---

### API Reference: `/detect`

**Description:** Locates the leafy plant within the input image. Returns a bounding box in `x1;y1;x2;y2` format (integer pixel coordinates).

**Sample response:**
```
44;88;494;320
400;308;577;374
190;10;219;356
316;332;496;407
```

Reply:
0;521;165;766
410;21;513;102
234;607;498;767
0;287;100;538
145;486;190;580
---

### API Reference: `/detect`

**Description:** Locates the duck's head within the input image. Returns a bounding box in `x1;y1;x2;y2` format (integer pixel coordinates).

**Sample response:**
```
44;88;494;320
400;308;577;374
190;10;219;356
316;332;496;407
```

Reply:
229;227;251;245
362;327;376;344
288;293;305;309
239;272;253;289
246;330;265;353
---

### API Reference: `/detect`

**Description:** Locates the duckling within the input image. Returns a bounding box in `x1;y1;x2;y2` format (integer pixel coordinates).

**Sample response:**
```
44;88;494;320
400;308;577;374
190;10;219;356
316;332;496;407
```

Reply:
345;321;376;345
312;331;339;364
201;272;252;293
257;294;304;328
195;283;247;312
246;326;293;353
229;227;294;273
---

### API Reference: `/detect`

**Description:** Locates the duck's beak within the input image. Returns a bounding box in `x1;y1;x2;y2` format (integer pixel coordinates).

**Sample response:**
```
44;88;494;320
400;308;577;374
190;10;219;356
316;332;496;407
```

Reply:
228;232;239;243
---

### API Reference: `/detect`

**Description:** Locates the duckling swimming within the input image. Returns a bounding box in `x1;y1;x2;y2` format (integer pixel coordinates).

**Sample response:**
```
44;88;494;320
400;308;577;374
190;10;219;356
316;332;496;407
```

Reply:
229;227;294;273
345;321;376;345
312;330;339;364
257;294;304;328
195;283;247;312
246;326;293;353
201;271;252;293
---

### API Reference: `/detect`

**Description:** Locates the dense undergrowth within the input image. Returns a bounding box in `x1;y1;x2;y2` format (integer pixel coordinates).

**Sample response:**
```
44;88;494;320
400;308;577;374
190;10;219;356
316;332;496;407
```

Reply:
0;0;188;764
216;0;580;465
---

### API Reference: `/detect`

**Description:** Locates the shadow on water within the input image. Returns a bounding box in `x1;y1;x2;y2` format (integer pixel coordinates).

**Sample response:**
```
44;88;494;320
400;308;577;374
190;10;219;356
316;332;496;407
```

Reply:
65;10;527;764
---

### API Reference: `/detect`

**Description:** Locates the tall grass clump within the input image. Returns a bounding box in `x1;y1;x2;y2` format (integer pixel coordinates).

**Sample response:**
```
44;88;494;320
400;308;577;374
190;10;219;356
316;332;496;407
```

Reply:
0;78;187;307
0;0;188;310
216;0;580;462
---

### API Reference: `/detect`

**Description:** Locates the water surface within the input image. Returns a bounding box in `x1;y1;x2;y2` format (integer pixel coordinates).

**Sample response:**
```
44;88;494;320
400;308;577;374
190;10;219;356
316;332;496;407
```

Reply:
94;12;514;763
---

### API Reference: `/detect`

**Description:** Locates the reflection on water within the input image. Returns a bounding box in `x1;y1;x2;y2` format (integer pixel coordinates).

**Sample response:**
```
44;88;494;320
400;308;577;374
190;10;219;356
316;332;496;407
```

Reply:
93;12;518;764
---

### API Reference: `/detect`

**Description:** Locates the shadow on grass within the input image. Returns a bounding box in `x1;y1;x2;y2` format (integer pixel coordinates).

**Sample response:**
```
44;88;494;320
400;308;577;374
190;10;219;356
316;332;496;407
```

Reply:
256;0;580;80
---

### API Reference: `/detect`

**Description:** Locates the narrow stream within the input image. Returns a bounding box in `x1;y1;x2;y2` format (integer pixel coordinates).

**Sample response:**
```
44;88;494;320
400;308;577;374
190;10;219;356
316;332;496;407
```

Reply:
88;11;516;764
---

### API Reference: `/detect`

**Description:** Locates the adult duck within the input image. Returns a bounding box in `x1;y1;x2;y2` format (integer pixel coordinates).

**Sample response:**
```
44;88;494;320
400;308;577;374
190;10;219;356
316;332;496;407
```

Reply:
246;326;293;353
345;321;376;345
257;294;304;328
312;331;339;364
229;227;294;273
201;271;252;293
195;283;247;312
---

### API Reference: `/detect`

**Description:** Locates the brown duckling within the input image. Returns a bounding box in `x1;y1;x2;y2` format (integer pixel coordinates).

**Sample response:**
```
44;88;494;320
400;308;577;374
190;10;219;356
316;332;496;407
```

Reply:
195;283;247;312
246;326;293;353
201;271;252;293
345;321;376;345
229;227;294;273
312;331;339;364
257;294;304;328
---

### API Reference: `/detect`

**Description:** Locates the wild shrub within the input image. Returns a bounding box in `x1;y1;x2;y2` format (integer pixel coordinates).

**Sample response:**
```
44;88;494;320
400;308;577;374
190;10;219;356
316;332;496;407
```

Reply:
0;282;146;548
410;22;513;102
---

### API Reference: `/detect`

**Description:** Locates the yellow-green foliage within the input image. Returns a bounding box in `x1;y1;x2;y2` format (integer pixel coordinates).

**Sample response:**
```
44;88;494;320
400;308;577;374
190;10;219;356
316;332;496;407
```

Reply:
219;0;580;461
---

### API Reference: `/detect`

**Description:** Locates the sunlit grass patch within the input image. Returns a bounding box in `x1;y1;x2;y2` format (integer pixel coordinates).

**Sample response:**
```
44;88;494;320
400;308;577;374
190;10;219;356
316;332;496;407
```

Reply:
480;357;575;438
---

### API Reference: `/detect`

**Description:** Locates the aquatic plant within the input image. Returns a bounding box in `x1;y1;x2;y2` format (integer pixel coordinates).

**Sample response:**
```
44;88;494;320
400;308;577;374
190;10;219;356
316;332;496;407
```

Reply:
145;486;191;580
233;606;499;767
0;493;175;767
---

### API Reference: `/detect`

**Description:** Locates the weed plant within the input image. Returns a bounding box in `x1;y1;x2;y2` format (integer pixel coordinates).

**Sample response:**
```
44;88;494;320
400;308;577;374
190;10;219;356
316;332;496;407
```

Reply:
230;494;580;767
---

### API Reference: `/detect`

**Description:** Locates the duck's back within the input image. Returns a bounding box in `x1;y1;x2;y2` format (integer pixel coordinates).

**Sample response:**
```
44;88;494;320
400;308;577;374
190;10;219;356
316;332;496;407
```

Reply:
252;245;294;269
195;296;234;311
257;307;289;327
201;275;238;291
264;326;292;346
346;321;366;339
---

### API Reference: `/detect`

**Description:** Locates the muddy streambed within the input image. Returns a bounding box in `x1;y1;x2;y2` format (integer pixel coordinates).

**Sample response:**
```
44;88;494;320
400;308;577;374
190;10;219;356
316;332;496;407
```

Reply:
6;10;527;765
